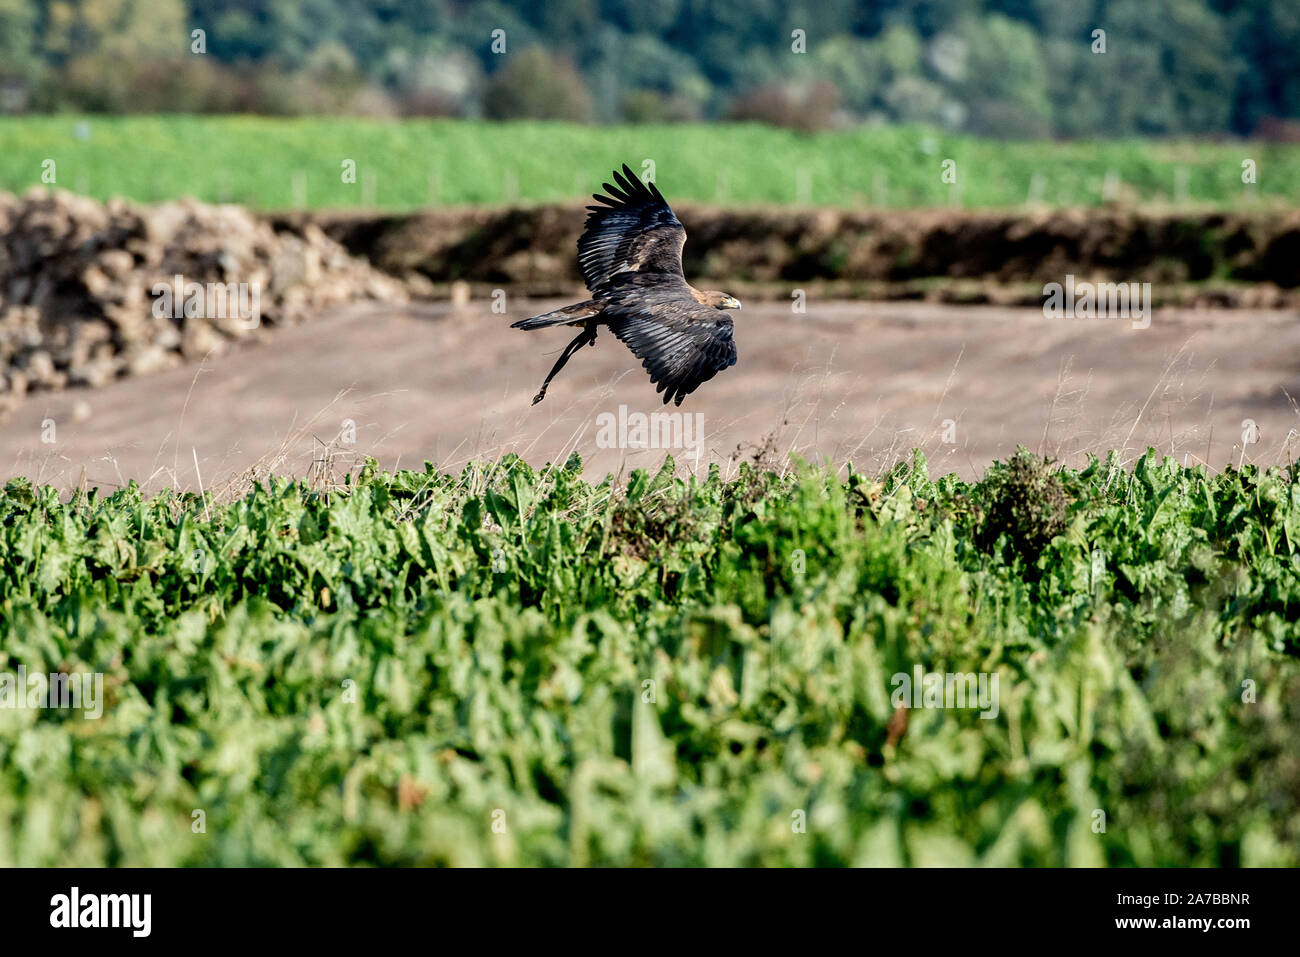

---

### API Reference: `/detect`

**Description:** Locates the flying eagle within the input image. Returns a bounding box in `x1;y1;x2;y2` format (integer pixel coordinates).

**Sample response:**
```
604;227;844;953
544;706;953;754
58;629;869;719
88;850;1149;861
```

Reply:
511;164;740;405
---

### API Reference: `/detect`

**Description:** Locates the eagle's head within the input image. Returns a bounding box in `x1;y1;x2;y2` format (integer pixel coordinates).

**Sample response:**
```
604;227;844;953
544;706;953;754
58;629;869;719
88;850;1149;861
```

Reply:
701;290;742;310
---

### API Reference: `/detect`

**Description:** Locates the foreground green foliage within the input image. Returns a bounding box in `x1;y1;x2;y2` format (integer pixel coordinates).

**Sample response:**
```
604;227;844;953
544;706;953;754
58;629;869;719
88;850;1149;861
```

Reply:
1;450;1297;866
2;116;1297;210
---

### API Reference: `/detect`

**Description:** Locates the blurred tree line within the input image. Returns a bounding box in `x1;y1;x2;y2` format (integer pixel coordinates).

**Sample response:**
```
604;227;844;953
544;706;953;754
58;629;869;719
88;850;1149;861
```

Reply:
1;0;1297;138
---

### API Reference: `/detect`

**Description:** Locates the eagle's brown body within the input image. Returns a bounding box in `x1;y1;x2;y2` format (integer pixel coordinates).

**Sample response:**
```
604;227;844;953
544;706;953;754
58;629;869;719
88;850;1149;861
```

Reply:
512;165;740;406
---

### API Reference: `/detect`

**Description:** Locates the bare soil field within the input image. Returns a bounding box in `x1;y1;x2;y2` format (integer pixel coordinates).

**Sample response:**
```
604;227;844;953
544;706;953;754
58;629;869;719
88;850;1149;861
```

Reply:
2;298;1298;492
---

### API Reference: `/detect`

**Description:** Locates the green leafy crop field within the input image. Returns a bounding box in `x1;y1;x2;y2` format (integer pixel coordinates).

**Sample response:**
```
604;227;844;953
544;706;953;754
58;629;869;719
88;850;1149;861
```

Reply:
1;116;1297;210
0;450;1297;866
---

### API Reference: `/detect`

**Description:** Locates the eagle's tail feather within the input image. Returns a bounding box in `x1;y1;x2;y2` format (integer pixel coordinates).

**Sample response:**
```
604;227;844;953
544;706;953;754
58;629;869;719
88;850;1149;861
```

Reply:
511;299;602;330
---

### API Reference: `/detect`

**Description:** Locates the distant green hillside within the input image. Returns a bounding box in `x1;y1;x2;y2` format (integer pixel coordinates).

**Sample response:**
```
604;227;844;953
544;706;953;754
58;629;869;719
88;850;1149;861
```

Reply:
1;116;1296;211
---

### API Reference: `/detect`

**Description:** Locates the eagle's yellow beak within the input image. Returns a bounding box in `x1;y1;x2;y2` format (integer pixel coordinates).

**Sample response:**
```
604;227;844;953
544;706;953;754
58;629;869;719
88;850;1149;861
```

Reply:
723;296;742;310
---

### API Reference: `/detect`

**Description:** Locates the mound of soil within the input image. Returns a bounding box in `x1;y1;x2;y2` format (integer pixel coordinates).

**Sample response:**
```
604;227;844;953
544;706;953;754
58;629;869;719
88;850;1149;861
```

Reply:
0;189;407;415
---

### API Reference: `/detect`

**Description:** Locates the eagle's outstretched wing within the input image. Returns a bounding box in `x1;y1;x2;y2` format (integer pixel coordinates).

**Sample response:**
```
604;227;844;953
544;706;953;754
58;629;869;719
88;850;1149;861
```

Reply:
578;164;686;292
605;291;738;406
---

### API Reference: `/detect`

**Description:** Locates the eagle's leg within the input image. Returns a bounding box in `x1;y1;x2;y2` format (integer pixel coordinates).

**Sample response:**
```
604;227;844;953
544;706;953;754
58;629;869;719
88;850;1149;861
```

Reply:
532;323;598;405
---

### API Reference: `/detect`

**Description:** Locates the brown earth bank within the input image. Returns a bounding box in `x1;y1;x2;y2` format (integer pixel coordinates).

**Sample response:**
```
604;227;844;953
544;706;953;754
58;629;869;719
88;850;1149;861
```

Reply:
281;203;1300;293
3;299;1298;493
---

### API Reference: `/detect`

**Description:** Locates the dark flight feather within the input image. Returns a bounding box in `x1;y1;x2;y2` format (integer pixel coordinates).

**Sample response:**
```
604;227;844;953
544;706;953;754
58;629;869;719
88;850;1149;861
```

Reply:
603;279;737;406
576;163;686;291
